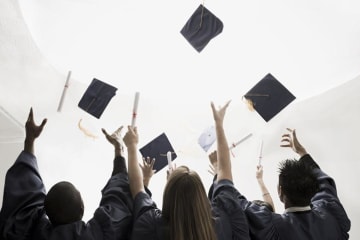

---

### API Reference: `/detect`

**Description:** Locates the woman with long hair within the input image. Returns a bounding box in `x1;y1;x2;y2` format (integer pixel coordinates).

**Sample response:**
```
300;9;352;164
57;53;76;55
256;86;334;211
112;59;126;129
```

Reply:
123;101;250;240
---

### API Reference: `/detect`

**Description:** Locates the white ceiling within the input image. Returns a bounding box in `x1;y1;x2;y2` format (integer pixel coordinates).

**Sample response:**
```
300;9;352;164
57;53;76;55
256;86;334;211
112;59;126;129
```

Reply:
17;0;360;101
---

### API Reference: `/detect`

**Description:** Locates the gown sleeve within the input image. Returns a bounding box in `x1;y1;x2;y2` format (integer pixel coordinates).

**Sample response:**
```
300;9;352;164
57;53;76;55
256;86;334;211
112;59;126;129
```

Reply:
302;154;351;239
92;156;134;240
131;191;162;240
0;151;46;240
211;179;251;240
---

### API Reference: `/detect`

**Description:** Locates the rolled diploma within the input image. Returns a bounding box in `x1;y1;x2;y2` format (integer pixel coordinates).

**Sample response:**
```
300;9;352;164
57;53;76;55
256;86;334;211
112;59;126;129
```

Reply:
131;92;140;127
167;151;172;169
57;71;71;112
229;133;253;150
258;140;264;166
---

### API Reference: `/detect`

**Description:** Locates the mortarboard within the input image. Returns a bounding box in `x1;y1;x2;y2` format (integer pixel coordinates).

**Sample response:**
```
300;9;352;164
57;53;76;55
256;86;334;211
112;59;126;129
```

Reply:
198;125;216;152
180;4;223;52
139;133;177;172
78;78;117;119
243;73;296;122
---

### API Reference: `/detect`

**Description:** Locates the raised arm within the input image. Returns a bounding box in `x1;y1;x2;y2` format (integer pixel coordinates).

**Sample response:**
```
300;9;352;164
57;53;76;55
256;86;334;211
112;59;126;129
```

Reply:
101;126;127;176
123;126;144;198
211;101;232;182
280;128;350;238
256;165;275;212
0;108;47;239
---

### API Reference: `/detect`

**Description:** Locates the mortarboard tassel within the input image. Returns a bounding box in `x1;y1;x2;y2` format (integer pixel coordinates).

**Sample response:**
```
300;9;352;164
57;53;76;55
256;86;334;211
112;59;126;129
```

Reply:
78;119;98;139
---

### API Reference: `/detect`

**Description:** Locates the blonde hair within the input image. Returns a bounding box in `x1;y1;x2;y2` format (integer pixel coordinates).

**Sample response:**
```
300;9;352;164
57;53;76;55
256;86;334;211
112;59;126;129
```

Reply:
162;166;216;240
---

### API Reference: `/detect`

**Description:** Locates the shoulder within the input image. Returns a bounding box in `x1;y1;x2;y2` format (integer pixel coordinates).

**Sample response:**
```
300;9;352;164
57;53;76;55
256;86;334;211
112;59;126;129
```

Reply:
132;196;164;240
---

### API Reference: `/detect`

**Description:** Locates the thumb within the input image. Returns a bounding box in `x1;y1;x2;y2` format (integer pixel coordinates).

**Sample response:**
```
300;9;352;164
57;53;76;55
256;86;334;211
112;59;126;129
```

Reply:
40;119;47;128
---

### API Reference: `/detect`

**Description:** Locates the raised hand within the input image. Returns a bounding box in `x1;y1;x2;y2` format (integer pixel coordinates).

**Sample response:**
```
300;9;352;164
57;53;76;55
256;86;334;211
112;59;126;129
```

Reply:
25;107;47;142
256;165;263;180
102;126;124;153
123;126;139;148
24;108;47;154
280;128;307;157
208;150;218;176
210;100;231;125
140;157;156;187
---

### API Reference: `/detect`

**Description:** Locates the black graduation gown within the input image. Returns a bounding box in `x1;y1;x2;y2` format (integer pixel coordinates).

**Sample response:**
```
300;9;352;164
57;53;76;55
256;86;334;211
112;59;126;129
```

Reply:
131;179;250;240
239;154;351;240
0;151;133;240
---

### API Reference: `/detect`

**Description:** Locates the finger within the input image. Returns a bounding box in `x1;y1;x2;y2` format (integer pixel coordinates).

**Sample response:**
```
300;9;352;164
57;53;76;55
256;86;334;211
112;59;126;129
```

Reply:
280;144;291;147
101;128;109;137
28;107;34;122
115;126;123;134
292;129;297;139
286;128;293;132
210;101;216;112
208;170;215;176
281;138;291;143
281;133;291;138
224;100;231;109
150;158;155;168
40;119;47;128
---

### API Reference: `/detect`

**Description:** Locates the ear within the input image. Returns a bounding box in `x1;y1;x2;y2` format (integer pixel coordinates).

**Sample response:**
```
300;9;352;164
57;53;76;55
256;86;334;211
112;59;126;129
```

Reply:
278;184;284;203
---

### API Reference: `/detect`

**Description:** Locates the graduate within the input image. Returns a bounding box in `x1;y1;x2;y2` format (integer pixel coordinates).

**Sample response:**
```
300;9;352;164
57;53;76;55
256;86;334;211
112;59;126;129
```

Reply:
0;108;133;240
238;128;351;239
123;101;250;240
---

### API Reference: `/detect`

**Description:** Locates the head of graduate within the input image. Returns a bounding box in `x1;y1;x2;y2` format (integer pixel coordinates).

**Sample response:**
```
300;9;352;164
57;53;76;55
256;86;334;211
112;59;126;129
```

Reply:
44;181;84;226
162;166;217;240
277;159;319;208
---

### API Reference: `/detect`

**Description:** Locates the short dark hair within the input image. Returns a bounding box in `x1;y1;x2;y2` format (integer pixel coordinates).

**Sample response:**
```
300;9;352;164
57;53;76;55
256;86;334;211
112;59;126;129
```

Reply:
278;159;319;206
44;181;84;226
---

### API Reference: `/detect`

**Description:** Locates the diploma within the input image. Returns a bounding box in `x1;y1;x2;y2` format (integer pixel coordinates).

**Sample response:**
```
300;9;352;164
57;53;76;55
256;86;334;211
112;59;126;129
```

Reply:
57;71;71;112
167;151;172;169
258;139;263;166
131;92;140;127
229;133;253;150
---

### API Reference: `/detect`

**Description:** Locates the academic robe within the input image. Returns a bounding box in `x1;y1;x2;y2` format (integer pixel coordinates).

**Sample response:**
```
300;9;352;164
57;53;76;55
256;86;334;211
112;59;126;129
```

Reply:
131;179;250;240
237;154;351;240
0;151;133;240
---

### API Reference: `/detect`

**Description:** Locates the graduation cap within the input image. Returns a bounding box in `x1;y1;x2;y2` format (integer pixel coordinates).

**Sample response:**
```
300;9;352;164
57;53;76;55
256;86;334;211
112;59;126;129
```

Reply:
139;133;177;172
198;125;216;152
243;73;296;122
180;4;223;52
78;78;117;119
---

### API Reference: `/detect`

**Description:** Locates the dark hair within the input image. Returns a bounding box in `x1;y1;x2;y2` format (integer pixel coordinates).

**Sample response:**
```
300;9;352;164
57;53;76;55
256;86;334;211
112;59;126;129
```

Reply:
162;166;216;240
278;159;319;206
252;200;274;212
44;181;84;226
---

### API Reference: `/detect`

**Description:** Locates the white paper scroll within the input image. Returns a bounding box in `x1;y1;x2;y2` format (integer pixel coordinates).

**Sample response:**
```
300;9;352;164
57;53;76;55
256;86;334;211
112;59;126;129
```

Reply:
229;133;253;151
131;92;140;127
167;151;173;169
258;139;263;166
57;70;71;112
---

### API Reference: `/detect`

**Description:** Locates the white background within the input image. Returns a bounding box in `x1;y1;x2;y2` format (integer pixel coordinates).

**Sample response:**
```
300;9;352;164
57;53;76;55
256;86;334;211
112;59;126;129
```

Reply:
1;0;359;238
